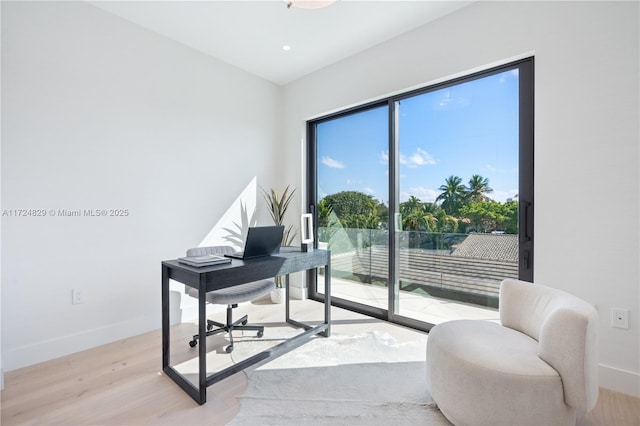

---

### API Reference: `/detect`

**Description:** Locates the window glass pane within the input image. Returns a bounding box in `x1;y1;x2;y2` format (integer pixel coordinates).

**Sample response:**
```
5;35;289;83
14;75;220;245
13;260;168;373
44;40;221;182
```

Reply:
395;69;519;324
316;106;389;310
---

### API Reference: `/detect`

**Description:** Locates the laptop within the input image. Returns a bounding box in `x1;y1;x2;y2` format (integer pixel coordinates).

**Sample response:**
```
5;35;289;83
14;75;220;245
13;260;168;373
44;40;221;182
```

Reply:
225;225;285;260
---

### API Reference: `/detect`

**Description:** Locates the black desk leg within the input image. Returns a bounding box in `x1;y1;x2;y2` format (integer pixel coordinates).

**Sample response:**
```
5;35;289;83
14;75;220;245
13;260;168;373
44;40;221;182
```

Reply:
285;274;290;322
162;265;170;368
198;274;207;404
323;261;331;337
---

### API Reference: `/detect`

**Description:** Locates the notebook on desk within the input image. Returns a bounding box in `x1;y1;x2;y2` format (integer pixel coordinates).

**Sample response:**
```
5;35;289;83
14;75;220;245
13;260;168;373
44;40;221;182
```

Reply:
224;225;284;260
178;254;231;267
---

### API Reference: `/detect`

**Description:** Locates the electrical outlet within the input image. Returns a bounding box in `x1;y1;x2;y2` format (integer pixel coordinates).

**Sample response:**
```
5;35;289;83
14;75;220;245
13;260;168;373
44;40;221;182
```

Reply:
611;308;629;329
72;289;85;305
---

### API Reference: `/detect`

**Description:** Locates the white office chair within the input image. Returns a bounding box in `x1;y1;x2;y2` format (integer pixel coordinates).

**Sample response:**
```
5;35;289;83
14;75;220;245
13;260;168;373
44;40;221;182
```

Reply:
185;245;275;353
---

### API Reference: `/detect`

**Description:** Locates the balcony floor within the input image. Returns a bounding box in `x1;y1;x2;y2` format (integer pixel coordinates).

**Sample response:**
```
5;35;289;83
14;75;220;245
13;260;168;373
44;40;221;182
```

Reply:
319;275;500;326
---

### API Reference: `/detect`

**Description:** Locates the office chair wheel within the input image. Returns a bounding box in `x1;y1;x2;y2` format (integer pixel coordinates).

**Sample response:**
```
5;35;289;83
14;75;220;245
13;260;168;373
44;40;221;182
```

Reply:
257;331;264;338
207;324;214;331
189;340;197;348
225;345;234;354
242;320;248;326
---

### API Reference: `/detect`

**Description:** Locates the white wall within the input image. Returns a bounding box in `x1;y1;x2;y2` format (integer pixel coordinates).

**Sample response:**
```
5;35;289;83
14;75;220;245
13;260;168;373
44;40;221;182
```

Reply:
1;1;282;370
283;1;639;396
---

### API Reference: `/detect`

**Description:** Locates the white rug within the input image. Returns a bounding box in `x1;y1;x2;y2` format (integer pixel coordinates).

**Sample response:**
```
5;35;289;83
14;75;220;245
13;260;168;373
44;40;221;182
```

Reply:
228;330;449;425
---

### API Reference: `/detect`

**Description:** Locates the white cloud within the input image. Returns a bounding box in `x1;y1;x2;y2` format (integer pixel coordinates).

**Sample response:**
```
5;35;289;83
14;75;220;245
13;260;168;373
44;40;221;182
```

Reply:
402;148;436;168
363;187;376;195
400;186;439;203
499;69;519;83
322;156;345;169
381;148;436;168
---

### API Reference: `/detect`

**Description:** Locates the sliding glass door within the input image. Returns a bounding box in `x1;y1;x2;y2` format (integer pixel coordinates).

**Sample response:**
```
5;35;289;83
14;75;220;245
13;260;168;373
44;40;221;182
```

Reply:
308;59;534;330
313;105;390;315
394;67;525;326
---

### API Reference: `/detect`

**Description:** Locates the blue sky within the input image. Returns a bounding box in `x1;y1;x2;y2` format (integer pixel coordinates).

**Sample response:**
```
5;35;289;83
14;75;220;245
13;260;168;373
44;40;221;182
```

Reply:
317;69;519;205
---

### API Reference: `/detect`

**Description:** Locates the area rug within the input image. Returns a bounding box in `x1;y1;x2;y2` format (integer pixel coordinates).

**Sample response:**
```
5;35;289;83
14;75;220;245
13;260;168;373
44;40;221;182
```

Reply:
228;330;449;425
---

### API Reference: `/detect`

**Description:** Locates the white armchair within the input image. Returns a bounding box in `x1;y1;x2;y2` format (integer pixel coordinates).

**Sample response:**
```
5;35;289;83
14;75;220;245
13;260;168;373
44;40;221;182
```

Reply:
426;278;599;426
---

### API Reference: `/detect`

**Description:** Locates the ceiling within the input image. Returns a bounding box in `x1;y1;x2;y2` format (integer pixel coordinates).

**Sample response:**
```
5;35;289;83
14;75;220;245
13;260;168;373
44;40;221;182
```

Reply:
89;1;473;86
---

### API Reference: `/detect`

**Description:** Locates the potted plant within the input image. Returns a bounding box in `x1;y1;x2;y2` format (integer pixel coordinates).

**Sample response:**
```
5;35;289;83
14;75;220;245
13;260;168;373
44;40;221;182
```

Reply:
262;185;297;303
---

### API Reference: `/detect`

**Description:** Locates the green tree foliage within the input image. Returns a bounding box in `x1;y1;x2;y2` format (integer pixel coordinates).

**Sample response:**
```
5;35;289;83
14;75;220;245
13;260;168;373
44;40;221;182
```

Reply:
318;176;518;237
435;210;460;233
318;191;386;230
317;198;333;228
400;196;438;232
499;200;518;234
458;200;518;233
316;199;341;244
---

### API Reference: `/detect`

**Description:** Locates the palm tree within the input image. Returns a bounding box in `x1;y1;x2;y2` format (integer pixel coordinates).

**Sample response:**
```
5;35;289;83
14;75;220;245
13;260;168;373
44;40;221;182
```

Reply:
402;210;422;231
400;195;422;229
436;175;466;215
466;174;493;203
401;195;422;213
420;212;438;232
399;196;438;232
422;202;438;214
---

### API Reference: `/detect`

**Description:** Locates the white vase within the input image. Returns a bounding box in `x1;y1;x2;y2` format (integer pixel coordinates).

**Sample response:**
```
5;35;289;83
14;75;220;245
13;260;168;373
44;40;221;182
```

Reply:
270;287;286;304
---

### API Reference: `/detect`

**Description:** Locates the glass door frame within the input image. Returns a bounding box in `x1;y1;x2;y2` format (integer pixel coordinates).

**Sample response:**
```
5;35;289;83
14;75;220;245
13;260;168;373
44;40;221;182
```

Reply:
307;58;534;332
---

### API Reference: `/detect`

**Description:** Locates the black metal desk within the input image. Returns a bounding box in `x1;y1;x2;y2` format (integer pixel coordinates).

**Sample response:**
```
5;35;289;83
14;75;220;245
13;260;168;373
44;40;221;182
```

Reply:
161;248;331;405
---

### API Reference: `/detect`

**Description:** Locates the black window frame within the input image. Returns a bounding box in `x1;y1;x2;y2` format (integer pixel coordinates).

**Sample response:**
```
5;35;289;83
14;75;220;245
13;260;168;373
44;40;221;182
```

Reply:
306;57;534;331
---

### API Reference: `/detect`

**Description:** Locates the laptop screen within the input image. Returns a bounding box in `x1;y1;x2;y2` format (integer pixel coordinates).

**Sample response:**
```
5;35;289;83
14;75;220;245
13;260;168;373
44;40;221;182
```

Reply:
229;225;284;259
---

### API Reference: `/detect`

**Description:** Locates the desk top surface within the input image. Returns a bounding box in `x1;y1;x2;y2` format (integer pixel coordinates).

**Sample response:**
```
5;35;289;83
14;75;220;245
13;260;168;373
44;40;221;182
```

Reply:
163;247;328;270
162;248;329;289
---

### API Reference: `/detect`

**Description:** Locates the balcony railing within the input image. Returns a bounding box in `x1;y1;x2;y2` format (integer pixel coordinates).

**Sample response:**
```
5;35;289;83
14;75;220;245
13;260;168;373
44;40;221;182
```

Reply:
320;227;518;307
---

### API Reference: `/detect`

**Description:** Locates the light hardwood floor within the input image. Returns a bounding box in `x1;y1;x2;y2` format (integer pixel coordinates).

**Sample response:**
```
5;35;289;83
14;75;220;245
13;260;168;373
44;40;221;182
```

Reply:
2;301;639;425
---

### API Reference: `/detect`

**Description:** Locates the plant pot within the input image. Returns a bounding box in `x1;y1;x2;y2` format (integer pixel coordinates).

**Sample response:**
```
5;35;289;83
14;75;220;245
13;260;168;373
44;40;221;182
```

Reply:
270;287;286;304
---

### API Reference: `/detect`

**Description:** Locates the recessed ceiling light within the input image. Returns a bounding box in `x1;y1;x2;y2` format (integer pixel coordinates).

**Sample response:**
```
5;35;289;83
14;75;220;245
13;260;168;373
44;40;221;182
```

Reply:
282;45;292;51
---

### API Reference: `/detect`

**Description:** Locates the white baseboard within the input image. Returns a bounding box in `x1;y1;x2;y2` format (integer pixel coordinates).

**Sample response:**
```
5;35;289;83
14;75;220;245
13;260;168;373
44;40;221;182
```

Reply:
2;314;158;372
599;364;640;397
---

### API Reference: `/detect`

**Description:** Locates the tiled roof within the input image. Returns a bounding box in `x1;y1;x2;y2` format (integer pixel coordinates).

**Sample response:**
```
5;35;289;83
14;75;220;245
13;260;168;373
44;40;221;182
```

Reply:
331;244;518;298
451;233;519;262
